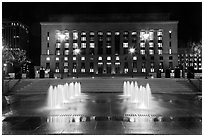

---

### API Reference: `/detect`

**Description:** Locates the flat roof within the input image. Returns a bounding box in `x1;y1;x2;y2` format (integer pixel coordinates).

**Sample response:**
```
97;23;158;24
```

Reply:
40;21;178;25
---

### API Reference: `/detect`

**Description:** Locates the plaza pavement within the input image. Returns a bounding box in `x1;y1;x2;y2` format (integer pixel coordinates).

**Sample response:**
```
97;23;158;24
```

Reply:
2;77;202;135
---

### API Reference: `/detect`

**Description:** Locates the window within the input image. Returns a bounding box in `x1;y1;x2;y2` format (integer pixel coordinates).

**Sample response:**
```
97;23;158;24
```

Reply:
159;56;163;60
73;43;78;48
81;43;86;48
90;43;95;48
169;62;173;69
169;56;173;60
157;30;163;36
73;31;78;40
47;32;49;41
46;63;50;69
56;50;60;55
81;37;86;41
158;49;162;55
149;31;154;40
158;43;162;47
149;42;154;48
115;32;120;35
55;69;60;73
169;49;172;54
81;57;85;61
140;43;145;48
158;37;162;40
56;57;59;61
64;43;69;48
107;56;111;61
116;56;120;61
73;57;76;60
47;50;50;55
140;49;145;55
133;56;137;60
169;41;171;47
64;62;68;66
123;43;128;48
149;49;154;55
47;43;49;48
64;68;68;73
64;50;69;55
56;43;61;48
64;57;68;61
98;56;102;61
124;68;128;73
46;57;50;61
140;31;145;41
151;56;154;60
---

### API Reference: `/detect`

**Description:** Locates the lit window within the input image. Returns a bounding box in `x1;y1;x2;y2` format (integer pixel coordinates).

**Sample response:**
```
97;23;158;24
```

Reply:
157;30;163;36
115;62;120;65
107;56;111;60
132;32;137;35
56;50;60;55
81;57;85;60
140;43;145;48
199;58;201;61
64;62;68;66
98;56;102;60
56;57;59;61
98;32;103;35
64;50;69;55
81;43;86;48
64;57;68;61
81;68;85;73
81;37;86;41
64;68;68;73
46;57;50;61
107;62;111;65
73;43;78;48
55;69;60;73
150;68;154;72
149;49;154;55
90;32;95;36
47;50;50;55
194;63;197;66
124;68;128;73
73;57;76;60
107;32;111;35
115;32;120;35
194;58;197;61
149;42;154;47
133;56;137;60
73;68;76;73
169;49;172;54
56;43;61;48
90;68;94;72
64;43;69;48
158;49;162;55
123;43;128;48
149;31;154;40
116;56;120;60
140;50;145;55
158;37;162;40
47;36;49;41
142;68;146;73
140;31;145;40
90;43;95;48
98;62;103;65
73;31;78;40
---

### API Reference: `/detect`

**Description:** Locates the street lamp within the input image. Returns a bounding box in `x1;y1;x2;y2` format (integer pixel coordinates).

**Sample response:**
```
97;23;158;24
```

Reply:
74;48;81;78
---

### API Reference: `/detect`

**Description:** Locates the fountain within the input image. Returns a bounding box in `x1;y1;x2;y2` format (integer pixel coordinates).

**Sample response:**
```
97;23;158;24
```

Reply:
123;81;151;109
47;82;82;109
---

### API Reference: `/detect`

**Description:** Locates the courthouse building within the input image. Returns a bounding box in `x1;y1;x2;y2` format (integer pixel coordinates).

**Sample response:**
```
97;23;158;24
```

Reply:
40;14;178;77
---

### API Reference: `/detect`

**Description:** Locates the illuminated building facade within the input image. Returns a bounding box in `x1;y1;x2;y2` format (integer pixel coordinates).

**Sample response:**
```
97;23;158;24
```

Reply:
178;48;202;73
2;20;29;50
40;20;178;77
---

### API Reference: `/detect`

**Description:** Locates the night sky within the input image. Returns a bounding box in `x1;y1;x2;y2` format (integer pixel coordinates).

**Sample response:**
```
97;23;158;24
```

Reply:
2;2;202;65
